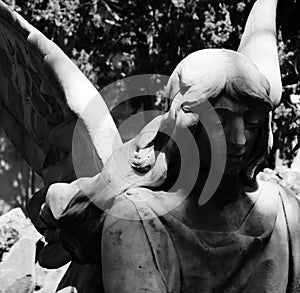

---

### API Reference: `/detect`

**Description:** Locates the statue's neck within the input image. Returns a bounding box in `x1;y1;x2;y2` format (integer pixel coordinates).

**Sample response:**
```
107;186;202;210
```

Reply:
211;174;242;206
195;168;244;208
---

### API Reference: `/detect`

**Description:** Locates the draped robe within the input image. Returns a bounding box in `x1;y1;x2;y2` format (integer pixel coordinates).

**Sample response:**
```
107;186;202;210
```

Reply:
56;180;300;293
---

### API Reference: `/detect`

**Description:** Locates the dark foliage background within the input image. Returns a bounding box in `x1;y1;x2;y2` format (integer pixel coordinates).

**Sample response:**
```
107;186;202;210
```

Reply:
1;0;300;211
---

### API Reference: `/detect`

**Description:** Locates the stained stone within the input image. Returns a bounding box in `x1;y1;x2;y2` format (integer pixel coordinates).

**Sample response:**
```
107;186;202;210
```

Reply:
0;238;36;293
0;208;41;245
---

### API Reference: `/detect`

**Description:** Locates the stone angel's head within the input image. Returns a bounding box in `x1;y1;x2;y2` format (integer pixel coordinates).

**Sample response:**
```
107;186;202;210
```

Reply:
130;49;273;190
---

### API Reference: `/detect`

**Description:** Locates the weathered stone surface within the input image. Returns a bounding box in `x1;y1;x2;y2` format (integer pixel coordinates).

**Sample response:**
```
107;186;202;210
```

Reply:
0;238;36;293
35;263;69;293
0;208;42;245
5;276;33;293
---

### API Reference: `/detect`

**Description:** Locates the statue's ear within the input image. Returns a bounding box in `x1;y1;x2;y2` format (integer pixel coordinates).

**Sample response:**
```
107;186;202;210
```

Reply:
128;115;166;173
128;113;177;173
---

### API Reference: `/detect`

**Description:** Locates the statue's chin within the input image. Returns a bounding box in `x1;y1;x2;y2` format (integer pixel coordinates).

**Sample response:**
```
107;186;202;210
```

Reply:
223;169;240;176
223;157;245;176
199;154;245;177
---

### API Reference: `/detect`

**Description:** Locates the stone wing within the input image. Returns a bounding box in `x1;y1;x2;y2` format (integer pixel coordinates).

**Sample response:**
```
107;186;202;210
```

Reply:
0;1;121;185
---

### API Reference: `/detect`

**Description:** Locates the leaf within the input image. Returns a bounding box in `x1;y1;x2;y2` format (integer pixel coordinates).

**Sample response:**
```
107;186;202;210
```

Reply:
171;0;185;9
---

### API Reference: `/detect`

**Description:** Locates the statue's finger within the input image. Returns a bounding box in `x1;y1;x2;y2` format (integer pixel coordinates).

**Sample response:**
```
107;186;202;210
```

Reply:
44;228;61;243
27;188;48;234
38;243;73;269
46;183;79;220
40;203;59;228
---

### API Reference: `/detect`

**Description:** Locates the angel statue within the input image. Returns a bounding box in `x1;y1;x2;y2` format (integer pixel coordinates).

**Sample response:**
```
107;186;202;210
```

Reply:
0;0;299;292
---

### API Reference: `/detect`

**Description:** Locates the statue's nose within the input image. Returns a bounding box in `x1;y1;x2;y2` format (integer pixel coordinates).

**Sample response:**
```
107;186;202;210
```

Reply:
230;115;246;148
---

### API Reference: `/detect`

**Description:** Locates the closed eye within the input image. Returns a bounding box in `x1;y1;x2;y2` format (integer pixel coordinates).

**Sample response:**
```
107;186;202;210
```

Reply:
244;110;263;126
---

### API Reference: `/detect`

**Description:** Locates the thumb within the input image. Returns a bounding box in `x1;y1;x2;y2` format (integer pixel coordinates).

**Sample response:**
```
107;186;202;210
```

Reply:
46;182;79;220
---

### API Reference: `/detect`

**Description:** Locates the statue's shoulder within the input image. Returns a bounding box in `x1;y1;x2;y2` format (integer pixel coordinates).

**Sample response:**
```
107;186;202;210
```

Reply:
276;183;300;225
256;180;300;231
101;189;181;293
256;180;300;212
278;183;300;203
271;183;300;289
104;187;186;222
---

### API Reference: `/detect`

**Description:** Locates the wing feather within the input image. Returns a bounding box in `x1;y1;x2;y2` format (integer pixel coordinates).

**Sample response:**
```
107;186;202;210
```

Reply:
0;1;122;183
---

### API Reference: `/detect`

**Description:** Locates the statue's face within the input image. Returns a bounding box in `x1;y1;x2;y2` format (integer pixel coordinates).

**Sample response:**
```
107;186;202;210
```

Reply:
176;95;268;175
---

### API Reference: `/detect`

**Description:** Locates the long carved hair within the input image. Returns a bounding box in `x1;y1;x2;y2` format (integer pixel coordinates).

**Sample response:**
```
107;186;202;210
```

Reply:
128;49;273;192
